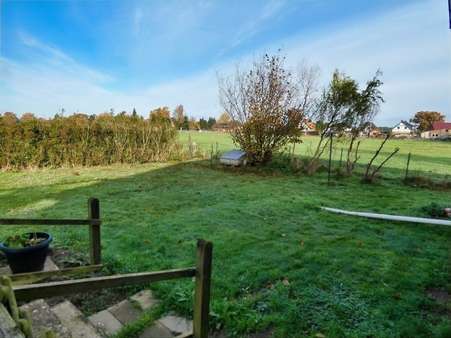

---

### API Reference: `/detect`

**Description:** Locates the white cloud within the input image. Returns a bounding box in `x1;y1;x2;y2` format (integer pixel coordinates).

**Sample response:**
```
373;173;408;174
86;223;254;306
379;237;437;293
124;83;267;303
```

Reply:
221;0;287;54
279;0;451;125
1;0;450;125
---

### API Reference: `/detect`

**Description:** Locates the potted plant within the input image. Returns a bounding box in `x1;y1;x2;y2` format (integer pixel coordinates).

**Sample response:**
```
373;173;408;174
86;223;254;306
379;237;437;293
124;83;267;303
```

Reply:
0;232;53;273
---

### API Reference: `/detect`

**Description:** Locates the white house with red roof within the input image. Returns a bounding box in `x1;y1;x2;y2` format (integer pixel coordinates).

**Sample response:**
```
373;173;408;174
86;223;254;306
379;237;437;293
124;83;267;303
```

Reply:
420;121;451;140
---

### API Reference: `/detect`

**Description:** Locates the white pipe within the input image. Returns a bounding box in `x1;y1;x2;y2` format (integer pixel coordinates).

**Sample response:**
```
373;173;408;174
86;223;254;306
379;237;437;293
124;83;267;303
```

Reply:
321;207;451;227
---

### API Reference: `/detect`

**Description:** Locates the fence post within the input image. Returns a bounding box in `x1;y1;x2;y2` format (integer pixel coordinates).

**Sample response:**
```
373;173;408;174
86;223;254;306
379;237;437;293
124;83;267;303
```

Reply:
404;152;411;180
88;198;101;265
193;239;213;338
327;133;333;185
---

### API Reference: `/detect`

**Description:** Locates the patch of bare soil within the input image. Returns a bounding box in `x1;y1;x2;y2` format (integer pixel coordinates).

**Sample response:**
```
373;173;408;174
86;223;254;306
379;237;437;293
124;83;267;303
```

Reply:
426;288;451;318
7;246;131;316
50;247;89;268
47;247;132;315
404;176;451;190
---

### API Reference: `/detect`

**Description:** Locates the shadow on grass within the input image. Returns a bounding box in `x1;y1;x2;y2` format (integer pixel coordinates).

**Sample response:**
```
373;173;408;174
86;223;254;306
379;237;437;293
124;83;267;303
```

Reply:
354;148;451;169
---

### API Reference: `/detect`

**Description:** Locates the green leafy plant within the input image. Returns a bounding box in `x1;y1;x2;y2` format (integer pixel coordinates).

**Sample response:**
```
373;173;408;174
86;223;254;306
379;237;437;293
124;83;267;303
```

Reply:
4;233;44;248
421;202;448;219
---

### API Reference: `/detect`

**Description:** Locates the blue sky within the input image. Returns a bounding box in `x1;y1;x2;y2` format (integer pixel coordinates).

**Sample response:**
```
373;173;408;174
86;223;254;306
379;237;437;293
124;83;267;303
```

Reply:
1;0;450;125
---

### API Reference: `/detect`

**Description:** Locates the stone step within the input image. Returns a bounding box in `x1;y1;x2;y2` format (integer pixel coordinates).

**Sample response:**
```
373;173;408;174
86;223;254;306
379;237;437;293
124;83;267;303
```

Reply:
139;322;174;338
51;301;101;338
19;299;70;338
157;315;193;336
88;289;159;336
0;303;26;338
131;290;159;311
108;299;142;325
88;310;122;337
18;289;191;338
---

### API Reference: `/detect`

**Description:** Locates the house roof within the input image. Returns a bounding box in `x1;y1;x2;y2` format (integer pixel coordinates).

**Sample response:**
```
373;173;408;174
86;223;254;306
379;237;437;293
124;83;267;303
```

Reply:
432;121;451;130
400;120;415;129
392;120;414;129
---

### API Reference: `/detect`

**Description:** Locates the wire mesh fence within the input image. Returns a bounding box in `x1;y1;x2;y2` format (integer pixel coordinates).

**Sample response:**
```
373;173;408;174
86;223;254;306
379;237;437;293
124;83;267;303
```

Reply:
179;131;451;184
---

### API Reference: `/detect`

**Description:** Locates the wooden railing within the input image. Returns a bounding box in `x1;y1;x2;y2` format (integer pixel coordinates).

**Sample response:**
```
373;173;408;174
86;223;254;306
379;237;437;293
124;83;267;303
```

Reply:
0;197;102;266
13;239;213;338
0;199;214;337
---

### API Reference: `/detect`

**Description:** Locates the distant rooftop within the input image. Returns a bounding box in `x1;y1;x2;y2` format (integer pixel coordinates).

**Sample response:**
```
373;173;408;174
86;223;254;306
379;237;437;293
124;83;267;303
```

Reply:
432;121;451;130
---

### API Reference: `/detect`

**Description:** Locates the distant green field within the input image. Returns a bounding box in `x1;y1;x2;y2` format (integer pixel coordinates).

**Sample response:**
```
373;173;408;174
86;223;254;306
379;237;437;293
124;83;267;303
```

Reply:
179;131;451;178
0;132;450;337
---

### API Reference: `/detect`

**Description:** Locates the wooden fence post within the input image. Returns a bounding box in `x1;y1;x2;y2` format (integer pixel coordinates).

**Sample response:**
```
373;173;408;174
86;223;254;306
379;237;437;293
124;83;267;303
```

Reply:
404;152;411;180
327;133;333;185
88;198;101;265
193;239;213;338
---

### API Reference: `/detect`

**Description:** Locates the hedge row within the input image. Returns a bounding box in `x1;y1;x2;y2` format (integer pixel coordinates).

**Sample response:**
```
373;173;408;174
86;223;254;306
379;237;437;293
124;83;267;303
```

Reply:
0;112;179;169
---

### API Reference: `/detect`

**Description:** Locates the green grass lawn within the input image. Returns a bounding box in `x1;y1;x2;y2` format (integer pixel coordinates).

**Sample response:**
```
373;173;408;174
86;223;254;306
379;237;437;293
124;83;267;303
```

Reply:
0;133;450;337
180;131;451;179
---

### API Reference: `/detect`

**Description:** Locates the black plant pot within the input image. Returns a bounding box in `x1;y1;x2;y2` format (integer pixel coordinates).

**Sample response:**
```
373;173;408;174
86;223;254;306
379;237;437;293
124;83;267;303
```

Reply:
0;232;53;273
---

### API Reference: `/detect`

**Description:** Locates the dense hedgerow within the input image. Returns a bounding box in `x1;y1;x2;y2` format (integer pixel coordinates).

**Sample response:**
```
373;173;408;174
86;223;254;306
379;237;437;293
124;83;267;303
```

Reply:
0;112;179;169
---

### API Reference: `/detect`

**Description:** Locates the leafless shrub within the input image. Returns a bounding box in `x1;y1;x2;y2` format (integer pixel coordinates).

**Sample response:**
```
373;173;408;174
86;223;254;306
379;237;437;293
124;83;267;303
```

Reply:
219;53;319;164
363;134;399;183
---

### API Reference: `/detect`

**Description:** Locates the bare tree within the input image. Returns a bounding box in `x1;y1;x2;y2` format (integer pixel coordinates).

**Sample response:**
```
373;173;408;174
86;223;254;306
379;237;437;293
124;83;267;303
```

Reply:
296;61;321;119
173;104;184;129
219;54;319;164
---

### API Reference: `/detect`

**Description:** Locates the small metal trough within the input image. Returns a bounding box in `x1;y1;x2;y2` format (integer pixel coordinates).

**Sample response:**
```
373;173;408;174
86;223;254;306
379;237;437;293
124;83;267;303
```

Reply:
220;150;247;166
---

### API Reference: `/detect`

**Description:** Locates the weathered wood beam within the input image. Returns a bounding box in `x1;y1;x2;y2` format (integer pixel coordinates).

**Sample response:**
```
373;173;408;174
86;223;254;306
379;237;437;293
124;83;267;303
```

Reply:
9;265;103;286
0;219;100;226
193;240;213;338
88;198;101;265
13;268;196;301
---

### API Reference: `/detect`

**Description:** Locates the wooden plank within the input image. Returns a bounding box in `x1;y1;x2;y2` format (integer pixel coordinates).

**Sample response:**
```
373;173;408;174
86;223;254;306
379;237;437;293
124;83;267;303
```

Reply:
13;268;196;301
10;265;103;286
322;207;451;226
0;219;100;226
88;198;101;265
193;240;213;338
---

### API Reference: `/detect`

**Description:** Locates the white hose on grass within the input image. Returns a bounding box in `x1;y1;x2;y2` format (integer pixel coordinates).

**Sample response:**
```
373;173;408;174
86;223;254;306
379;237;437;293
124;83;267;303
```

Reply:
321;207;451;227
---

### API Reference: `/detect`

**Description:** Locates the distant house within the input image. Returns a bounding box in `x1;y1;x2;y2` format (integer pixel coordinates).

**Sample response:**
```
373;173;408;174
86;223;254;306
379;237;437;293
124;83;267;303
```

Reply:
360;123;381;137
391;120;415;136
421;121;451;140
300;119;317;135
213;122;233;132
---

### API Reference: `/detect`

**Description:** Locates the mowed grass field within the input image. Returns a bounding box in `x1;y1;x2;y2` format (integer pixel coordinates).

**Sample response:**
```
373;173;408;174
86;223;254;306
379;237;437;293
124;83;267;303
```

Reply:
0;132;450;337
179;131;451;179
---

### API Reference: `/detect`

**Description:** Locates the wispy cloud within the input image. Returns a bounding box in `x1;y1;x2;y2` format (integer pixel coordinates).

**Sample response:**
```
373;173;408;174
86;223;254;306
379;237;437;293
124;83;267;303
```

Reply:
1;0;449;125
222;0;287;53
17;31;112;83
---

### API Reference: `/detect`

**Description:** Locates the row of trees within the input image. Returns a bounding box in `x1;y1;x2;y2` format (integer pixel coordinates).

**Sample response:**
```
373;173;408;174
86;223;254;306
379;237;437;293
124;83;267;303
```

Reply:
219;54;384;166
172;105;232;131
120;106;232;131
0;111;179;169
